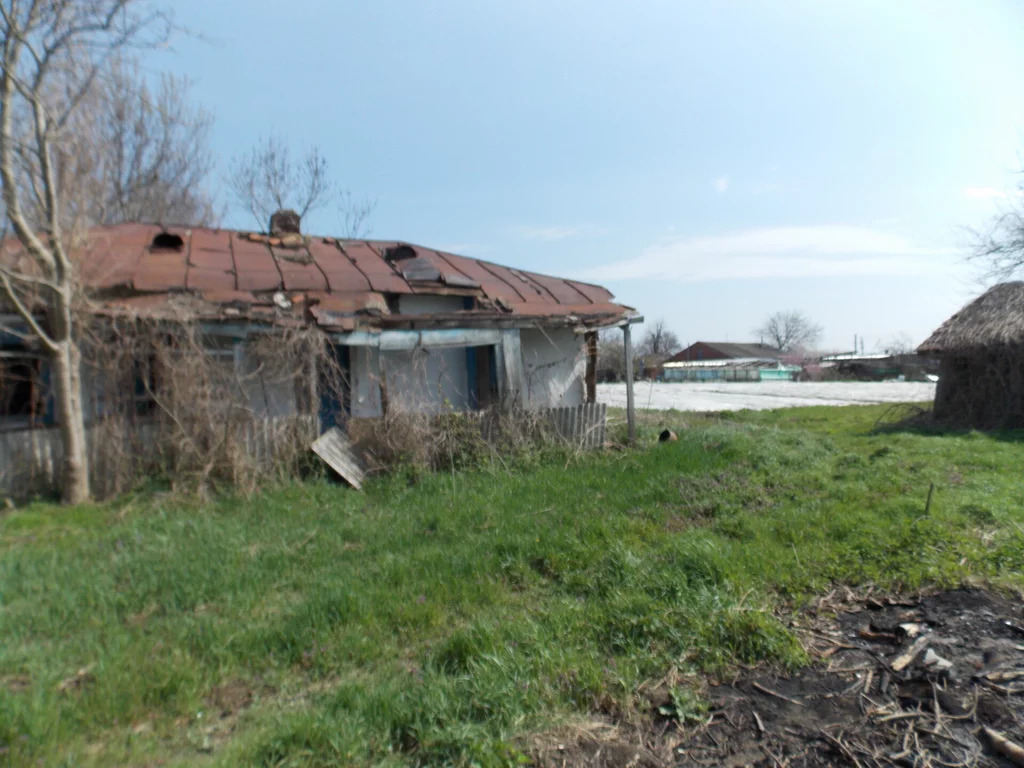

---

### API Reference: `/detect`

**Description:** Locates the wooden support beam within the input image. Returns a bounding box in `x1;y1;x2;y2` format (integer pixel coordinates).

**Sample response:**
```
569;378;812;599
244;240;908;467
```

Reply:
499;329;525;408
585;331;597;404
623;324;636;443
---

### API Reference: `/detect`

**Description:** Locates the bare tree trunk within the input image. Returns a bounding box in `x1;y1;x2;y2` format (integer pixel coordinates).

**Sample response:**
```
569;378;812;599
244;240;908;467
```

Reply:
51;338;89;504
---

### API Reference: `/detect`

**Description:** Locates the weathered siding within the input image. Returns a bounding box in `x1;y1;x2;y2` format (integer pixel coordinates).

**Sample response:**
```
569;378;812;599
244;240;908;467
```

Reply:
0;415;318;500
520;327;585;408
381;346;470;413
239;344;299;417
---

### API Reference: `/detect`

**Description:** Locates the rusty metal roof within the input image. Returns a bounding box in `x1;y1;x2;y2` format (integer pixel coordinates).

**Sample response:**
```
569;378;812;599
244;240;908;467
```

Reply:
7;224;632;332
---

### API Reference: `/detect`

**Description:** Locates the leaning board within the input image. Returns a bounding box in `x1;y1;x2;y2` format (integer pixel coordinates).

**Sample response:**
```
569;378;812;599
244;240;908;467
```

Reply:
310;427;365;490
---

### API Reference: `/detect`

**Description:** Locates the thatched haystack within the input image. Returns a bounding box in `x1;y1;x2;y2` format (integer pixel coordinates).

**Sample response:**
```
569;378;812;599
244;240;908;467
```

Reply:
918;281;1024;428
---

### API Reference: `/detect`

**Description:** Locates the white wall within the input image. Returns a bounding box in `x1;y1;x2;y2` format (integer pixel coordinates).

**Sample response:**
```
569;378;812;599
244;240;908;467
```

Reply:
520;327;585;408
349;346;382;419
380;346;470;414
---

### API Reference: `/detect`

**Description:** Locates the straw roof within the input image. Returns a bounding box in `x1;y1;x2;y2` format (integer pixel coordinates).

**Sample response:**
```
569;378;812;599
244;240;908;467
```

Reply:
918;282;1024;353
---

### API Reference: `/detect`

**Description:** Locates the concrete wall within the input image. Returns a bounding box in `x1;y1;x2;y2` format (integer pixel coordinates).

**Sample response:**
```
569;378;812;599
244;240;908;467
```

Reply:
381;346;470;414
519;327;585;408
349;346;382;419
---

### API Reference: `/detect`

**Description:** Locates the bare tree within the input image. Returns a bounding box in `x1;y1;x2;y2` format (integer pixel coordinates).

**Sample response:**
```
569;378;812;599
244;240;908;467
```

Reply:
971;200;1024;282
5;57;216;234
227;135;331;230
638;318;680;357
0;0;172;503
337;189;375;239
86;60;216;226
228;134;375;236
755;310;822;353
596;329;625;381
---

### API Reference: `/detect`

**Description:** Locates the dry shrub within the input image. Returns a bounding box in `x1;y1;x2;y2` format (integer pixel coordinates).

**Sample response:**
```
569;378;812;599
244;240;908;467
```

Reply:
80;312;345;497
351;404;561;475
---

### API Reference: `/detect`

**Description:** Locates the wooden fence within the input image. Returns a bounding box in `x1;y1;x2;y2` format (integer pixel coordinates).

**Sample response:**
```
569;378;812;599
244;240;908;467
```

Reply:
0;415;318;501
544;402;606;450
1;404;605;500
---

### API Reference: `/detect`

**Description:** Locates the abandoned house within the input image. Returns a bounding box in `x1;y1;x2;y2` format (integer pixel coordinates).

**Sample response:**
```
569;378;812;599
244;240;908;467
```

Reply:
1;212;637;496
917;281;1024;429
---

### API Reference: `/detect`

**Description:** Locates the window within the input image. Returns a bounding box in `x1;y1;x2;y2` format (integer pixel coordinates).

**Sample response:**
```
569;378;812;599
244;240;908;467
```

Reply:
0;353;46;428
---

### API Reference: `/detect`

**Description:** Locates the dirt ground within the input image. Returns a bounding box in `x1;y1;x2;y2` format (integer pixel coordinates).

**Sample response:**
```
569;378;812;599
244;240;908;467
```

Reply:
533;588;1024;767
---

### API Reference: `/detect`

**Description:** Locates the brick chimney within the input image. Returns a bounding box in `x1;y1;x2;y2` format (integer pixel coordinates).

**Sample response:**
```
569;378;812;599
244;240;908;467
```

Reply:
269;209;301;235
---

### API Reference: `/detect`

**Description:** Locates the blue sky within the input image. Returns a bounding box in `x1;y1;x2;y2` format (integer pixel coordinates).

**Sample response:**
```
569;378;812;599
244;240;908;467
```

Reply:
157;0;1024;351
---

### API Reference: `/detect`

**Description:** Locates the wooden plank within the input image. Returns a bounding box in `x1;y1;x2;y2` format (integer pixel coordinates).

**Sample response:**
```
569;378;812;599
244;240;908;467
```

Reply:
310;427;365;490
585;332;597;404
499;330;525;407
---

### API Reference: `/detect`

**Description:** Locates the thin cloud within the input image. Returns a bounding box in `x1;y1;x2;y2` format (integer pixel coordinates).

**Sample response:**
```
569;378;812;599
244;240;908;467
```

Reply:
580;225;959;284
712;175;730;194
511;224;607;241
963;186;1023;199
435;243;492;255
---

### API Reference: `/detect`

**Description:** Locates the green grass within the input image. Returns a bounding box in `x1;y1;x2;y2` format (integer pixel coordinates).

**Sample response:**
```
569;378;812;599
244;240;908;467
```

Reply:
2;403;1023;766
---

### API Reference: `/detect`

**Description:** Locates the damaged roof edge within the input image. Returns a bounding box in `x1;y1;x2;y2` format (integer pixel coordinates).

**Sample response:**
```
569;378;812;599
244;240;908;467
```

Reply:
3;223;635;328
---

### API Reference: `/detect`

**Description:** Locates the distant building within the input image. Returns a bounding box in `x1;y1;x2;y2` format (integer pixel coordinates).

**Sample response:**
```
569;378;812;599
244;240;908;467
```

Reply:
664;341;783;364
661;342;795;383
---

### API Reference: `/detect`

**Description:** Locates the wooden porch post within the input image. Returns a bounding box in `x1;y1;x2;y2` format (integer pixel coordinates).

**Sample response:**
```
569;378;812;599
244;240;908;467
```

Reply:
585;331;597;404
623;324;636;443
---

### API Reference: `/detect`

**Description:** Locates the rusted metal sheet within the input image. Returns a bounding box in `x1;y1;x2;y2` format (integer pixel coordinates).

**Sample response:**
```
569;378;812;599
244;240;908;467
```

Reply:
273;247;328;292
187;268;236;292
132;229;189;291
2;223;633;328
501;301;625;317
80;224;158;289
432;252;510;298
566;280;613;304
188;229;233;270
473;261;531;302
522;270;591;305
231;234;282;292
342;243;410;294
307;239;372;292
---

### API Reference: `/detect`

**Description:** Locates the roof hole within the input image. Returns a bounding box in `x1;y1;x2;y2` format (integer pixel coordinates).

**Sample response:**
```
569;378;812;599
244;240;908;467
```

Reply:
151;232;184;250
384;244;417;262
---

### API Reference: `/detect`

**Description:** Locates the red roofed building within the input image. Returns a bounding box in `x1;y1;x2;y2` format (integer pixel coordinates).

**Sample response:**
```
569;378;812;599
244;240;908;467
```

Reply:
1;215;636;437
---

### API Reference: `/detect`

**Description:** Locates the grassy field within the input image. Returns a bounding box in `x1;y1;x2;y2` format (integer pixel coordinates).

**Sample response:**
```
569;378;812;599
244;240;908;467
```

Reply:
1;404;1022;766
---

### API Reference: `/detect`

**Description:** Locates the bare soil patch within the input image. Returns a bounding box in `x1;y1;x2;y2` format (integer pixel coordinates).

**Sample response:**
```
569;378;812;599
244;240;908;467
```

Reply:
533;588;1024;767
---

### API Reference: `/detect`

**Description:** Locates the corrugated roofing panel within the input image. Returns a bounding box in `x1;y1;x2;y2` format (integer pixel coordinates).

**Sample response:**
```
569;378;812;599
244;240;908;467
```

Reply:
187;269;236;292
132;229;189;291
4;223;631;328
566;281;612;304
503;301;627;317
476;261;540;302
272;247;328;291
341;242;411;293
307;239;372;292
433;253;514;301
187;229;233;270
232;234;282;291
80;223;158;289
522;271;590;305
